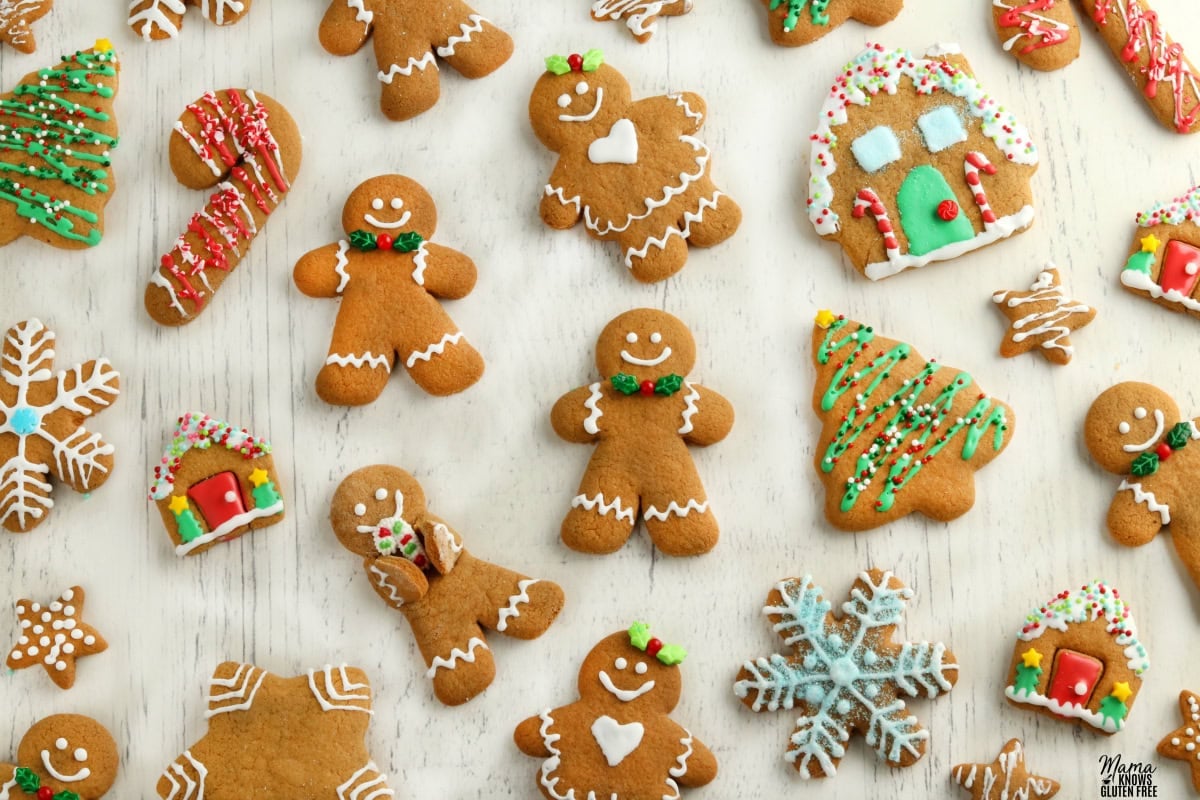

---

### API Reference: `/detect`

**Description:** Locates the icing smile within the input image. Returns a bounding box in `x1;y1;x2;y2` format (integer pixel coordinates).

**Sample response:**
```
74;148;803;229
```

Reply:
41;751;90;783
355;489;404;534
364;197;411;229
620;347;671;367
1122;409;1164;453
560;88;604;123
599;669;655;702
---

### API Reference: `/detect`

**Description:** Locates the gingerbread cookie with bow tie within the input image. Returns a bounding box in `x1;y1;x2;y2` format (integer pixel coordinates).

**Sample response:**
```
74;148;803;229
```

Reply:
0;715;118;799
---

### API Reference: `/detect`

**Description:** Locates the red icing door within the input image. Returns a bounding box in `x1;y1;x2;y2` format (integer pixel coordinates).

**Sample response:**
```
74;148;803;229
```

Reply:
1047;650;1103;710
187;471;247;534
1160;240;1200;296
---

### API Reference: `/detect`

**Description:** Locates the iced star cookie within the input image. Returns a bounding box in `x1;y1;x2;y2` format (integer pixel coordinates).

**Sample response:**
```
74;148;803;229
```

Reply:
0;0;52;53
808;44;1037;280
515;624;717;800
552;309;733;556
1004;580;1148;734
157;662;395;799
991;1;1081;71
128;0;252;41
1119;186;1200;318
5;587;106;690
991;266;1095;365
331;465;564;705
531;50;741;282
951;739;1059;800
294;175;484;404
1158;691;1200;793
758;0;902;47
0;715;118;799
0;319;120;533
734;569;958;778
591;0;692;42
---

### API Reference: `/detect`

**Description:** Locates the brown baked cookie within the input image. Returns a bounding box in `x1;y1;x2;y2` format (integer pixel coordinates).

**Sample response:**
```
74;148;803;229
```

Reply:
128;0;252;41
331;465;564;706
1003;580;1148;734
0;42;119;250
591;0;692;42
1158;691;1200;793
319;0;513;121
991;1;1080;71
552;309;733;556
157;662;394;799
530;50;741;282
951;739;1059;799
148;412;284;557
0;715;119;799
0;319;120;534
991;265;1095;365
1119;187;1200;317
758;0;901;47
1084;382;1200;595
0;0;51;53
6;587;107;690
144;89;301;326
809;44;1038;280
515;624;717;800
294;175;484;404
810;311;1014;531
1077;0;1199;134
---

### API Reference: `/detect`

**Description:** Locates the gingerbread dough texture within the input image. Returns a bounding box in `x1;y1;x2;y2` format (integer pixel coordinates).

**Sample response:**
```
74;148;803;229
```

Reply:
318;0;513;121
551;309;733;556
758;0;902;47
530;50;741;282
515;624;717;800
331;465;565;706
294;175;484;404
0;714;119;799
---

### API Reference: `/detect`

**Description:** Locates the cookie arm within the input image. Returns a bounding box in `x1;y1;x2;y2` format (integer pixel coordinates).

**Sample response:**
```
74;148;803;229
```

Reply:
680;385;733;446
319;0;372;55
514;714;552;757
552;385;604;443
417;243;478;299
541;166;584;230
672;725;719;788
413;513;465;575
1107;481;1167;546
294;241;351;298
636;93;706;137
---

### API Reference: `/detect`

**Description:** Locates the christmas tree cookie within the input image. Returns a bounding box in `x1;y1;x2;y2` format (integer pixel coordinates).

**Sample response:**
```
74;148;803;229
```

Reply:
809;311;1014;531
1004;580;1148;734
148;412;284;557
0;42;120;250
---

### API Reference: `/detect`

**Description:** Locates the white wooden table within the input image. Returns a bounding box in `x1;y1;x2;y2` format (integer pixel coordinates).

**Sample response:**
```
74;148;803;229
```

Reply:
2;1;1199;797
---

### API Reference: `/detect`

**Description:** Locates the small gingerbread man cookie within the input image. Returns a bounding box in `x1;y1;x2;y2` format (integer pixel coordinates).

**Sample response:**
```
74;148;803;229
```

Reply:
0;714;119;799
759;0;902;47
515;624;717;800
331;465;565;705
591;0;692;42
951;739;1059;799
295;175;484;404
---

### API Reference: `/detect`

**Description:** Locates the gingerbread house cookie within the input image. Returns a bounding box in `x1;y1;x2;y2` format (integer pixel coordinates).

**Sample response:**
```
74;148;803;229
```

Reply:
1003;580;1149;734
808;43;1038;281
1119;185;1200;319
148;412;284;557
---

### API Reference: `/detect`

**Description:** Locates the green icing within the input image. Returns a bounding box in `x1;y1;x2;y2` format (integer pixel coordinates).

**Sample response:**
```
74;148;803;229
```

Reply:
896;166;974;256
611;373;639;395
628;621;651;649
174;508;203;544
1012;661;1041;695
1131;451;1159;477
654;374;683;396
252;480;281;510
817;318;1009;513
770;0;831;31
1099;694;1128;726
1123;250;1154;274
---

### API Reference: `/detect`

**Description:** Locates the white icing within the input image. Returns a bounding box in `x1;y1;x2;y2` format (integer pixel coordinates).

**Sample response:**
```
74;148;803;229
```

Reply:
426;637;488;676
624;190;723;269
306;664;372;713
863;206;1036;280
635;661;648;675
670;729;694;778
576;82;588;95
620;345;670;366
644;499;708;521
436;14;486;58
378;53;437;83
583;381;604;435
369;563;407;607
1118;479;1170;524
591;715;644;766
1121;408;1164;452
991;268;1092;357
41;750;89;782
557;94;571;108
626;332;638;343
669;92;703;124
375;488;388;501
390;198;403;209
678;382;699;435
206;663;267;717
159;750;207;800
174;499;283;556
150;271;187;317
129;0;187;40
593;0;669;37
1135;407;1148;419
345;0;373;32
588;118;639;165
571;492;636;524
411;241;430;286
559;87;604;123
544;184;581;211
496;579;540;632
405;331;465;368
1122;265;1200;313
1119;421;1131;434
599;669;655;702
1005;684;1122;732
325;352;391;372
336;761;394;800
333;240;352;293
615;657;628;670
584;135;708;236
363;210;411;229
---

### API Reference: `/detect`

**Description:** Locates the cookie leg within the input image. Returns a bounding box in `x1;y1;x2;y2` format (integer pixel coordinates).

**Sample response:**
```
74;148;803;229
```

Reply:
1171;522;1200;595
400;327;484;396
620;220;691;283
432;4;514;79
480;568;565;640
316;325;396;405
641;485;718;557
424;627;497;706
372;31;441;122
684;185;742;248
562;469;639;554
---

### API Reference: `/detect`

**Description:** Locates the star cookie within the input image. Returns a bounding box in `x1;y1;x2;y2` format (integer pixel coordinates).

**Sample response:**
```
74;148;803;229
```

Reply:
952;739;1059;799
5;586;107;689
0;0;52;53
1157;690;1200;792
992;266;1096;365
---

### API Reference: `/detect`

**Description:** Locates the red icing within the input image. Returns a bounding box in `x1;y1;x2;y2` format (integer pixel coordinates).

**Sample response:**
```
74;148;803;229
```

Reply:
377;233;394;251
998;0;1071;54
646;638;663;657
1046;649;1103;709
38;788;54;800
1156;441;1173;460
567;53;583;72
937;200;959;221
639;380;655;396
187;471;248;534
1159;239;1200;296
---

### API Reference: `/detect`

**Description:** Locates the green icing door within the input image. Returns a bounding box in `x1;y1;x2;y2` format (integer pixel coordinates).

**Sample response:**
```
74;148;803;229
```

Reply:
896;165;974;256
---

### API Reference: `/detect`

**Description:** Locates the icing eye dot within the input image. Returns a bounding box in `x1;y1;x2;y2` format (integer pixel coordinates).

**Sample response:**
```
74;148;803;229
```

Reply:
223;491;237;503
614;657;627;670
635;661;648;674
625;332;638;343
55;738;68;750
650;332;662;344
557;93;571;108
371;198;384;211
576;81;588;95
74;748;87;762
1134;407;1148;419
353;503;366;517
390;198;403;210
375;488;388;501
1118;421;1131;434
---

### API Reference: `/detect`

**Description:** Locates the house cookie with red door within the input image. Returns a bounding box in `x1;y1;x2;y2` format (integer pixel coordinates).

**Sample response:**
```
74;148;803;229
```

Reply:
1003;580;1149;734
808;43;1038;281
1119;185;1200;319
148;412;284;557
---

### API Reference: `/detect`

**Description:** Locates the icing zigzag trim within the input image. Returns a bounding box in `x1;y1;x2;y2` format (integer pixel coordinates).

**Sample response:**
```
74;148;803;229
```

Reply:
496;579;540;632
378;53;437;83
572;492;636;524
406;332;465;368
426;637;489;676
644;499;708;521
437;14;486;57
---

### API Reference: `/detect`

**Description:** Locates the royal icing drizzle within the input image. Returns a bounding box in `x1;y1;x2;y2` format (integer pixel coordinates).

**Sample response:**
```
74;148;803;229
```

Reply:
992;268;1093;357
571;492;636;524
951;740;1058;800
591;0;690;39
994;0;1072;55
128;0;246;40
496;579;540;632
0;47;119;246
815;316;1009;513
426;637;488;677
1117;478;1170;524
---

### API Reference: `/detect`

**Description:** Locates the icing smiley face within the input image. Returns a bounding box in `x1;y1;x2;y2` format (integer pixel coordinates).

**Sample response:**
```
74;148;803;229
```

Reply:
1085;382;1183;473
341;175;436;239
16;714;119;798
598;654;656;701
578;631;682;713
330;465;428;559
529;64;632;151
595;308;696;380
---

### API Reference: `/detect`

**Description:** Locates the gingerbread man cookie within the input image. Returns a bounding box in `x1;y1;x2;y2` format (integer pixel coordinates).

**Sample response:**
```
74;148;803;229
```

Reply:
1085;382;1200;596
515;624;717;800
530;50;741;282
1;715;118;799
294;175;484;404
552;309;733;556
319;0;513;121
331;465;564;706
758;0;902;47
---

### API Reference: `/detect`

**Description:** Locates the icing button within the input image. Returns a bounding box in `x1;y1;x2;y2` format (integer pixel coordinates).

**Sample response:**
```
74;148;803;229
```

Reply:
936;199;959;221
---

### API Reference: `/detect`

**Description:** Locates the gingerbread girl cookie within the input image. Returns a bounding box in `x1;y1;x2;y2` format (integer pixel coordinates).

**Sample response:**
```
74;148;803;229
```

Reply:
319;0;513;121
552;309;733;556
331;465;564;705
515;624;717;800
1;715;118;799
294;175;484;404
1085;382;1200;596
530;50;741;282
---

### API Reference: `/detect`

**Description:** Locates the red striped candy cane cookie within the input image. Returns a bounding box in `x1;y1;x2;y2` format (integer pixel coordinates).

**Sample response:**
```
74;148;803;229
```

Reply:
851;188;900;262
964;152;999;229
144;89;301;326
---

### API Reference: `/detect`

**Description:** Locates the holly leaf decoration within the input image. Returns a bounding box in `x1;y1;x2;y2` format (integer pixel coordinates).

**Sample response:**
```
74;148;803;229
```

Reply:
655;373;683;396
628;621;651;650
15;767;39;792
54;791;82;800
582;49;604;72
1130;452;1159;477
1166;422;1192;450
349;229;377;251
545;54;570;75
611;373;639;395
394;231;423;253
657;643;687;665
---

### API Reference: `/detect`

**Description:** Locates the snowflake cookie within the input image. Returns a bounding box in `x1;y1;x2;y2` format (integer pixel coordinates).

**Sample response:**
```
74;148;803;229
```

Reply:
5;587;107;690
0;319;120;533
951;739;1059;800
733;569;958;778
0;714;119;799
1157;690;1200;793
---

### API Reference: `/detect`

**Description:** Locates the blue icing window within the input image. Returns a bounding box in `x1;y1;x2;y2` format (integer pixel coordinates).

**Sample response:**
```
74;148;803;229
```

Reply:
917;106;968;153
849;126;902;174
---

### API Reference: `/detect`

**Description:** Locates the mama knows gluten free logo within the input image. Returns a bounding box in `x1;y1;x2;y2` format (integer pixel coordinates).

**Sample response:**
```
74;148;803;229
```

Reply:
1098;754;1158;797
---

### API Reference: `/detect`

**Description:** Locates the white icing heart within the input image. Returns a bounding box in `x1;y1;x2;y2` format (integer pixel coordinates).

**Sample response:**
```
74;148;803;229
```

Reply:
588;119;639;165
590;715;644;766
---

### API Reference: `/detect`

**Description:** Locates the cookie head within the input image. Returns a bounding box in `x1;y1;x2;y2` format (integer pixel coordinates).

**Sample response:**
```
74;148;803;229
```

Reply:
529;52;631;152
595;309;696;380
1085;382;1182;474
579;627;684;713
341;176;437;239
331;465;428;559
18;714;118;797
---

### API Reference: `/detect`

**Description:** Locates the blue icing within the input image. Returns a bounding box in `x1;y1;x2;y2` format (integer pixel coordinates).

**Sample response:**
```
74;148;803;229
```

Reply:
10;407;39;436
917;106;968;154
849;125;902;173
